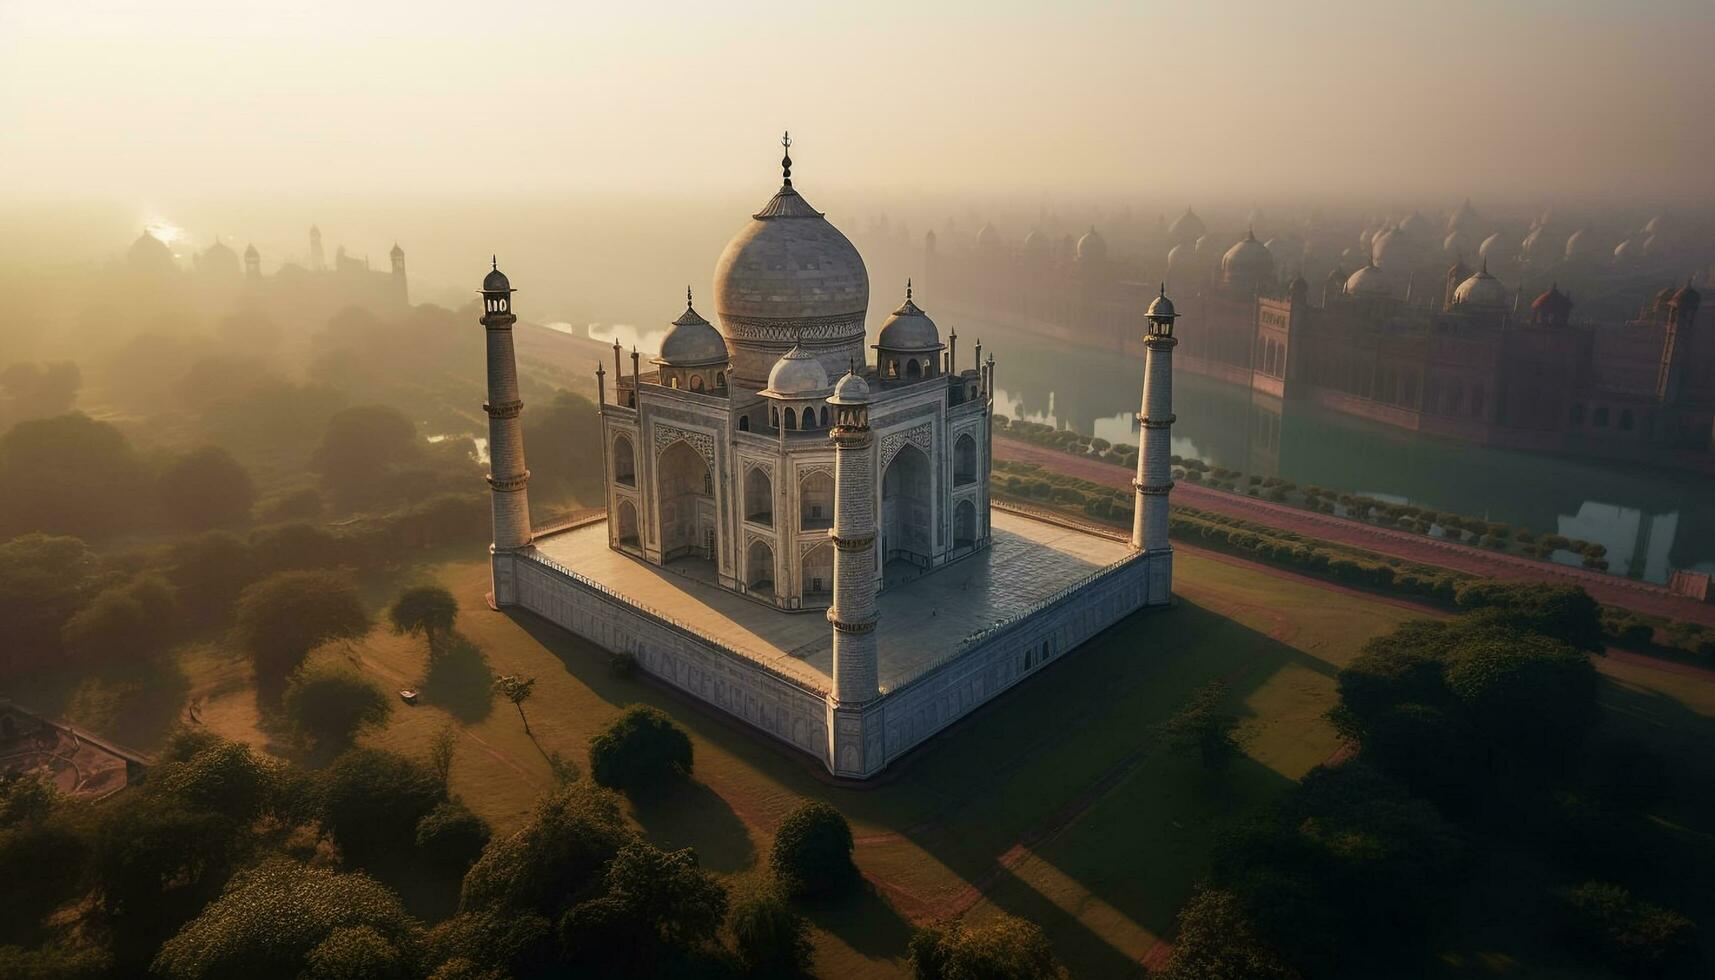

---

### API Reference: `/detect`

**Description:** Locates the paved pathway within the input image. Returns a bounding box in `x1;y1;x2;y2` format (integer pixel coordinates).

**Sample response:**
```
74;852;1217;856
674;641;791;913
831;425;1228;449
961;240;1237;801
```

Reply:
996;436;1715;629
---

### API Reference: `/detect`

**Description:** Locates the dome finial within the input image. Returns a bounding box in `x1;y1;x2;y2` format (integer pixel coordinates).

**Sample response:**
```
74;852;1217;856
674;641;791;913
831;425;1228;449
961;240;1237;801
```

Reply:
686;284;694;309
906;277;912;301
491;255;497;271
781;130;793;188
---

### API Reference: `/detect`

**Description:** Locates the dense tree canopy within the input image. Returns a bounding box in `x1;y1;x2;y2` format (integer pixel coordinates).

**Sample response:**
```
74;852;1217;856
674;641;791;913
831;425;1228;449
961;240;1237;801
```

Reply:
310;404;421;508
729;884;815;978
231;570;369;686
319;748;445;867
0;534;99;677
151;859;419;980
907;915;1067;980
0;412;149;538
60;573;179;665
459;782;631;918
164;530;258;626
156;446;255;529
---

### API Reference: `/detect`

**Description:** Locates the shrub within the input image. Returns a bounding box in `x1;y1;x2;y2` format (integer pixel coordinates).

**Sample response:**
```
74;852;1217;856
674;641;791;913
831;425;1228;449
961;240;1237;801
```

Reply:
1559;881;1698;978
588;705;693;793
320;748;445;866
769;801;856;900
906;915;1066;980
282;663;391;750
414;800;491;872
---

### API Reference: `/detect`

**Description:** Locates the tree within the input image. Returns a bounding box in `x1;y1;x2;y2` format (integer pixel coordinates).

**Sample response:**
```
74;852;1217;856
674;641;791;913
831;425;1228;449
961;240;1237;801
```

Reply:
423;910;553;980
164;530;258;626
523;391;604;508
428;723;459;790
232;571;369;688
248;522;347;573
1453;580;1604;651
60;574;179;665
389;584;459;652
0;412;149;538
587;704;692;792
0;533;98;676
0;774;88;946
319;748;444;867
1157;680;1241;771
153;737;276;823
302;924;409;980
1154;887;1302;980
414;800;491;872
1559;881;1699;978
729;883;815;978
906;915;1067;980
599;841;727;947
768;800;856;900
310;404;421;508
282;663;392;751
152;859;419;980
459;782;631;917
493;675;537;734
156;446;255;530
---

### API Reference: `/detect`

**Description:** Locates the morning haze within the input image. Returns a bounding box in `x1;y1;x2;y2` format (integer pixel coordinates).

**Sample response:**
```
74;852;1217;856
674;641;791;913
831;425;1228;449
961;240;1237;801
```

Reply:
4;2;1715;979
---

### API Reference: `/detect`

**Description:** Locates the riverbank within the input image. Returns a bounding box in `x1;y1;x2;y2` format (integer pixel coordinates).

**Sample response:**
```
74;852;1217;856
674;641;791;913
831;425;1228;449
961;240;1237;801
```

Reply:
996;435;1715;630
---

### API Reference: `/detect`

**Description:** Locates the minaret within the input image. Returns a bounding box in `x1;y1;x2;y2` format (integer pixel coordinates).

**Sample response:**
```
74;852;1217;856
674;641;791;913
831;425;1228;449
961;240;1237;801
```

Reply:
826;368;878;706
390;242;408;305
1131;285;1178;603
309;225;325;272
481;257;531;605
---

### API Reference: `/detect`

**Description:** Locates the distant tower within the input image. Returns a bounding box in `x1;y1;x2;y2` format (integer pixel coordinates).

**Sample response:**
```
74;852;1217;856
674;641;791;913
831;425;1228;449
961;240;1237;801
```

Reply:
390;242;408;305
243;243;261;279
1131;285;1178;605
309;225;325;272
826;368;879;708
481;258;531;605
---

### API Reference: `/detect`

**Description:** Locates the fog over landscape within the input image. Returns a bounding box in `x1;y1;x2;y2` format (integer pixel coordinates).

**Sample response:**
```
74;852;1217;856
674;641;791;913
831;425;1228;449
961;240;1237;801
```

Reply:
6;3;1715;980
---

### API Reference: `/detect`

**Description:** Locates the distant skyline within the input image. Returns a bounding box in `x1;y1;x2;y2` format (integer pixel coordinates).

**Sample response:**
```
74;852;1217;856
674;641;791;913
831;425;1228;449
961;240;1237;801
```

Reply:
4;0;1713;206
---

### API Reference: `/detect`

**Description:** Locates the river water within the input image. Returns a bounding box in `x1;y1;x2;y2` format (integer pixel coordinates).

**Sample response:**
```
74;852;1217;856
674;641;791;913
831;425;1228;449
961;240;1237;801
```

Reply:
556;317;1714;584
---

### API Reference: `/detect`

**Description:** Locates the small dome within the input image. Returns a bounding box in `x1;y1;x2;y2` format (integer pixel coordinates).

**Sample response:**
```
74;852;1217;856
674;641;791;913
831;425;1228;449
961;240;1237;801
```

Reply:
243;242;259;260
761;345;831;398
1453;262;1508;309
1194;233;1212;256
1075;226;1108;263
1448;198;1479;233
1345;264;1392;297
828;368;872;405
1398;210;1435;238
974;222;1000;250
198;240;240;277
1614;239;1637;263
1478;232;1507;261
482;258;512;292
1564;227;1594;260
1168;207;1205;243
127;229;175;274
1371;225;1422;271
1166;242;1188;272
876;282;942;352
1221;230;1275;286
655;292;728;368
1022;229;1049;257
1521;227;1558;260
1146;285;1177;321
1446;257;1472;284
1444;230;1472;256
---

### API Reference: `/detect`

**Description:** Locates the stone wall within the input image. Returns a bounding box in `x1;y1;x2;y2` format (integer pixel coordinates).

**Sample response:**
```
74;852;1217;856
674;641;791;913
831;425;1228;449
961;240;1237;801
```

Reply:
507;552;832;760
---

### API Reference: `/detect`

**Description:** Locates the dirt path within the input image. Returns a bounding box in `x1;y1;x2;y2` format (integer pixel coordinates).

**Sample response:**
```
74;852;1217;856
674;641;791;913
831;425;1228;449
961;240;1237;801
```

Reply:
996;436;1715;629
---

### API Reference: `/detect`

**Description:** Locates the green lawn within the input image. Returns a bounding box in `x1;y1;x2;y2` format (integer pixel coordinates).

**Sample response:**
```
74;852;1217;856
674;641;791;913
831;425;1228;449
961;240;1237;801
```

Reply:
154;548;1715;977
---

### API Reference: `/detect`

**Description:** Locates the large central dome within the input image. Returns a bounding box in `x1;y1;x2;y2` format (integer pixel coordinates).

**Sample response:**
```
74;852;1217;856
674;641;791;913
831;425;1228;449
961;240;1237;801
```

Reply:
713;161;869;387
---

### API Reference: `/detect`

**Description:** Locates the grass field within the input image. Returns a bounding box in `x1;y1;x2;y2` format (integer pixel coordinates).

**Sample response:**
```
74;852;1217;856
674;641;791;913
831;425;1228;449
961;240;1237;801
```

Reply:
62;545;1715;977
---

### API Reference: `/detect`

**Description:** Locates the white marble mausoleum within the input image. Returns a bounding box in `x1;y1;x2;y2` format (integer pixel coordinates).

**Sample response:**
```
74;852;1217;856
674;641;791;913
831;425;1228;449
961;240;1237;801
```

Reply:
480;136;1182;778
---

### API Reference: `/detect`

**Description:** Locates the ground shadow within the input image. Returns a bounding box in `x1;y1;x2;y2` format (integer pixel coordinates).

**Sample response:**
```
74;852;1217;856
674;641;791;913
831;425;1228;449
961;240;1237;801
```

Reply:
801;878;916;960
423;633;496;722
629;777;755;873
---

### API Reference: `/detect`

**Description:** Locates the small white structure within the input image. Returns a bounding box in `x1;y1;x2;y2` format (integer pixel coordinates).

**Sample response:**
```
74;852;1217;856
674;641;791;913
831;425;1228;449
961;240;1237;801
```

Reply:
483;136;1179;779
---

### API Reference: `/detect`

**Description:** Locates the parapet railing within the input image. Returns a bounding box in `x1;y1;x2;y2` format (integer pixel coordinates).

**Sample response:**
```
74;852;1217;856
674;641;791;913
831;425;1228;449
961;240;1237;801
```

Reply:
523;548;831;697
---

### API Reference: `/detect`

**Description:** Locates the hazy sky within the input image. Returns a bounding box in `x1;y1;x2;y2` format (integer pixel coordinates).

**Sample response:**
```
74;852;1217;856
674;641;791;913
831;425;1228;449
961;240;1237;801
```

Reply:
4;0;1713;208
